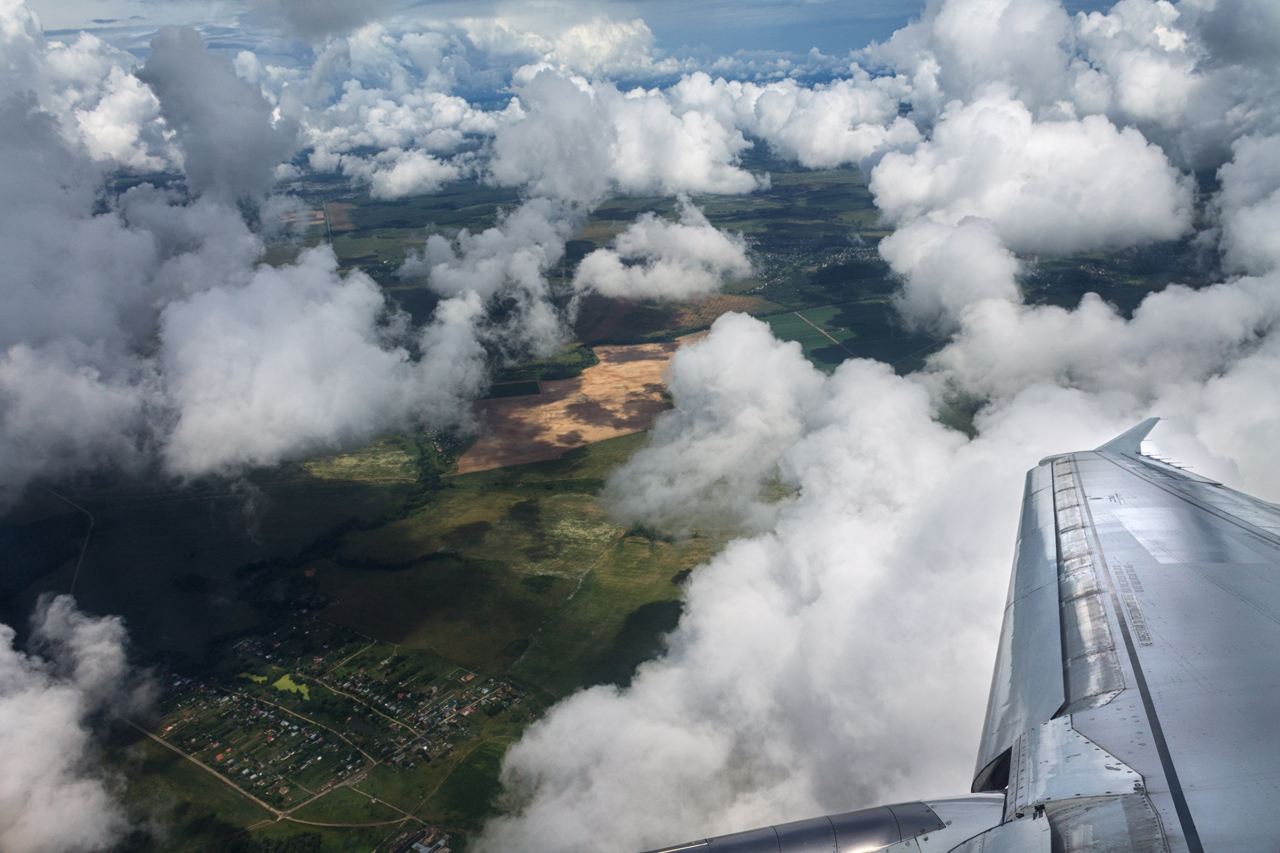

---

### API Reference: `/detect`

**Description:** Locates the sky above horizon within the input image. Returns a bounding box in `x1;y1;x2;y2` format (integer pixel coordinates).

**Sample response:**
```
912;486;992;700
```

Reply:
30;0;1117;63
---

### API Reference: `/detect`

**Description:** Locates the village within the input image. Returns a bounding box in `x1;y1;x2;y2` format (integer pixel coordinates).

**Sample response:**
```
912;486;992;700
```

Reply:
149;614;533;835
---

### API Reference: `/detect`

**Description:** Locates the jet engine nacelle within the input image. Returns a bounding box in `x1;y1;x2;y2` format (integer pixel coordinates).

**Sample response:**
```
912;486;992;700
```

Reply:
638;794;1019;853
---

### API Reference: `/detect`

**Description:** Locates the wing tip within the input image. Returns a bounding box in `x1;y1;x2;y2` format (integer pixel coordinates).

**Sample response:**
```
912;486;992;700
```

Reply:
1095;417;1161;454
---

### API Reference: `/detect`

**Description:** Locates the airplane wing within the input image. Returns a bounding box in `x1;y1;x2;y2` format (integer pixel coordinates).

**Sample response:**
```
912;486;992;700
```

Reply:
638;420;1280;853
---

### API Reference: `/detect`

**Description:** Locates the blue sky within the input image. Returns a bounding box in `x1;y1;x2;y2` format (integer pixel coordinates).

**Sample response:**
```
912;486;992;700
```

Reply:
31;0;1116;62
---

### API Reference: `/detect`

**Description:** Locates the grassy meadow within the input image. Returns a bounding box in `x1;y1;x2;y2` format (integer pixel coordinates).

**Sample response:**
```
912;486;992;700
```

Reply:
7;426;726;850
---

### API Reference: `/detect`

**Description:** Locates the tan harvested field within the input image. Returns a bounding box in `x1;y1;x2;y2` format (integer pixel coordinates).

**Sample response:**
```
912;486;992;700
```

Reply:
456;340;699;473
324;202;356;232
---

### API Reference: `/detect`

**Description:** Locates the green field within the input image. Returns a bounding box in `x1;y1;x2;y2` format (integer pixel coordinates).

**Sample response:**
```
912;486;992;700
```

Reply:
764;310;858;369
4;427;724;850
763;302;940;372
273;673;311;700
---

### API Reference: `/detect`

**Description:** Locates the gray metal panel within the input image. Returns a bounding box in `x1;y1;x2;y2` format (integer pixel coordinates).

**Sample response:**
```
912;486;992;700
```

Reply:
974;465;1065;779
827;806;901;851
1054;459;1125;713
706;827;778;853
773;817;836;853
1045;795;1168;853
641;803;926;853
942;815;1051;853
917;795;1005;853
1004;717;1143;821
1058;448;1280;852
1094;418;1160;455
885;802;945;838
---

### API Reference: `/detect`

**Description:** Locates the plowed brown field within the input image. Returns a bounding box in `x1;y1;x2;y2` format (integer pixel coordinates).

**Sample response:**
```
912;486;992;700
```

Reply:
456;339;700;473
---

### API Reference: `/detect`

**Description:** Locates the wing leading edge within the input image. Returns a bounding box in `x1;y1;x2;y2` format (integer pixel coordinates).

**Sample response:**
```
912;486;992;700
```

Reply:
634;422;1280;853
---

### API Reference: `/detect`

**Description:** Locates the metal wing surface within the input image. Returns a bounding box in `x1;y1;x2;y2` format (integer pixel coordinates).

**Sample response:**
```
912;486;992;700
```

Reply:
974;417;1280;852
637;421;1280;853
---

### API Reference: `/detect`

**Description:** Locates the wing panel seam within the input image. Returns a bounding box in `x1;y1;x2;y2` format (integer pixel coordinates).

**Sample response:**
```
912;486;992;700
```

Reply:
1071;455;1205;853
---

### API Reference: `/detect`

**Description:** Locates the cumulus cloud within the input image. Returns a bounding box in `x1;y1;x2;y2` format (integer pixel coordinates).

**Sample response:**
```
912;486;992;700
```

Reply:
340;147;464;199
478;315;1151;853
300;66;517;185
405;199;572;295
0;342;157;498
870;92;1193;253
862;0;1280;168
461;2;1280;851
0;12;542;503
160;247;461;475
546;18;675;78
573;198;752;300
488;66;762;203
397;198;581;371
1216;133;1280;275
925;276;1280;404
869;91;1192;329
878;218;1022;328
600;314;823;534
137;26;298;201
0;595;151;853
866;0;1076;120
0;4;174;171
671;71;921;170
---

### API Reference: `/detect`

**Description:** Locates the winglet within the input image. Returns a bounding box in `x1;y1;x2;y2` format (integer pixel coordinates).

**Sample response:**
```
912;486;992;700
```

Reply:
1095;417;1160;454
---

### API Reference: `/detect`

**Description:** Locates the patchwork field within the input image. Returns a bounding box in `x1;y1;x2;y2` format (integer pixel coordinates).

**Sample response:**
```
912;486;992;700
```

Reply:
13;427;729;852
764;302;942;372
456;341;690;473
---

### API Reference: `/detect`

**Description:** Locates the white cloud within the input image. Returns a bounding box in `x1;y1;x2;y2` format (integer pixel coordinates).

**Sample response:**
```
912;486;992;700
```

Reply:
547;17;678;78
573;198;752;301
870;91;1193;254
478;315;1140;853
400;197;578;363
0;342;156;499
1216;133;1280;275
864;0;1077;121
0;595;151;853
869;91;1192;329
672;71;921;170
343;147;464;199
878;218;1021;330
0;12;556;502
488;67;762;203
599;313;823;534
160;247;442;475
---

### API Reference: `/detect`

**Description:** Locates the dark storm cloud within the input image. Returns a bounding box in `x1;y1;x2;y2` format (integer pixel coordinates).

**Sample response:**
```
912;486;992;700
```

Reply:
137;26;298;200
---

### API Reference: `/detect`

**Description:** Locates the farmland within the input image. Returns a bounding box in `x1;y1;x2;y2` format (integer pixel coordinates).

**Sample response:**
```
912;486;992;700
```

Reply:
1;151;1221;852
458;340;686;473
8;427;721;852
